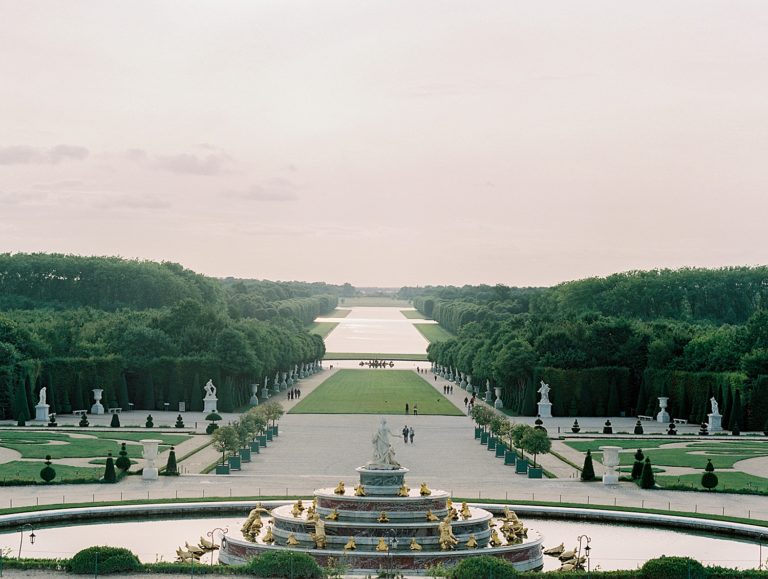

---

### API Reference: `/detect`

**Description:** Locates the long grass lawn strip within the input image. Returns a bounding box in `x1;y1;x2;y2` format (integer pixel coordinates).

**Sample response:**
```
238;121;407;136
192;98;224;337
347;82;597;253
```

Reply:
289;369;463;415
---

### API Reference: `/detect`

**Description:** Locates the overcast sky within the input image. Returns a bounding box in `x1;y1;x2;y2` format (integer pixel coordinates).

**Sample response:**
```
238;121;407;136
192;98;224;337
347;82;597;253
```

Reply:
2;1;767;288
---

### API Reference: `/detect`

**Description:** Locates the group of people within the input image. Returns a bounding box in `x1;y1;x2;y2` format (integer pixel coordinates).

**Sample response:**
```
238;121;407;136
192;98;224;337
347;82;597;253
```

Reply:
464;395;476;414
287;388;302;400
404;403;418;415
401;424;415;444
442;384;454;395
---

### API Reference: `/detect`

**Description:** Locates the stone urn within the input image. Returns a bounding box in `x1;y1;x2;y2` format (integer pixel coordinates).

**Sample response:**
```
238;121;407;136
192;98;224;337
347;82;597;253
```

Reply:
600;446;621;485
141;439;162;480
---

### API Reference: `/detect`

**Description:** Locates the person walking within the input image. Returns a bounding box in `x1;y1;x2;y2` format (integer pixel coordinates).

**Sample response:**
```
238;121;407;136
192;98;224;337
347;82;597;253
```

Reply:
402;425;409;443
464;396;469;408
405;403;409;415
409;426;415;444
413;403;418;416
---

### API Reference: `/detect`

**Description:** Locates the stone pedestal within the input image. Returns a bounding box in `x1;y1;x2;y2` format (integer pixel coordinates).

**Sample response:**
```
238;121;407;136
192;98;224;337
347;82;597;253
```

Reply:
261;386;270;400
141;439;162;480
204;398;218;413
537;401;552;418
484;387;493;403
494;387;504;410
355;466;409;496
600;445;621;485
708;413;722;434
35;403;50;422
656;396;670;423
91;388;105;415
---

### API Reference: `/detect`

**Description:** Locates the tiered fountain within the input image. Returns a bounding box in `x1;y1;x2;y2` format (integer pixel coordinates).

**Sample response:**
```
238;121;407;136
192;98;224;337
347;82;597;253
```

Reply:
218;418;543;573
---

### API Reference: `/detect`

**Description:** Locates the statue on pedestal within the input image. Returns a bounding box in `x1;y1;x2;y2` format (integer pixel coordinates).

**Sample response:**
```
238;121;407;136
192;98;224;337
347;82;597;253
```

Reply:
538;381;551;404
710;397;719;415
367;417;400;470
204;379;217;399
38;387;47;406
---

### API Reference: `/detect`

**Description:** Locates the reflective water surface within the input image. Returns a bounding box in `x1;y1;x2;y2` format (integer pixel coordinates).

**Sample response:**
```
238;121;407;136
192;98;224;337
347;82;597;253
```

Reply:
1;515;761;571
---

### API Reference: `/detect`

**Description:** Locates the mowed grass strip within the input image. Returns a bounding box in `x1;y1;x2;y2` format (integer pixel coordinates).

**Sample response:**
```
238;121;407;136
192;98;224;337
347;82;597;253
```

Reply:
415;324;454;343
400;309;426;319
308;321;339;338
289;369;464;415
322;309;351;318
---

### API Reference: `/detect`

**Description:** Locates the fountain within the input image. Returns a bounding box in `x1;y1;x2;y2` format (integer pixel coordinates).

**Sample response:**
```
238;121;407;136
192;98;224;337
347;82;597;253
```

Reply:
218;418;544;572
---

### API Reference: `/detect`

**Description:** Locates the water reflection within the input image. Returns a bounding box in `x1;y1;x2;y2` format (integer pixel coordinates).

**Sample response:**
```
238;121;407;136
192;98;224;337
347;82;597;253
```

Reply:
1;515;761;571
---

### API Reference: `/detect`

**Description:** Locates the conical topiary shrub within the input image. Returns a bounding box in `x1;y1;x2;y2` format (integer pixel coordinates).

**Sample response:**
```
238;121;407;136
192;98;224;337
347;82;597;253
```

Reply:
175;414;184;428
79;414;89;427
115;442;131;471
110;413;120;428
631;449;645;479
731;419;741;436
40;454;56;483
701;459;718;490
640;457;655;489
603;420;613;434
581;449;596;481
571;419;580;433
634;420;644;435
164;446;179;476
145;414;154;428
102;452;117;483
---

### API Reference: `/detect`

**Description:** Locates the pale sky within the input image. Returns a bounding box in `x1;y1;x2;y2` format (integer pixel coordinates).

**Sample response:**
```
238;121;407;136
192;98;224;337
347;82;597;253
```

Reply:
2;1;767;287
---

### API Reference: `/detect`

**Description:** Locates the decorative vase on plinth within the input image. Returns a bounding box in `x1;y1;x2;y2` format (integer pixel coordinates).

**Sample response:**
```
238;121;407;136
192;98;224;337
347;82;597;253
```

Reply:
91;388;105;415
35;403;50;422
600;445;621;485
537;402;552;418
249;383;259;406
494;387;504;409
708;413;722;434
656;397;670;423
141;439;161;480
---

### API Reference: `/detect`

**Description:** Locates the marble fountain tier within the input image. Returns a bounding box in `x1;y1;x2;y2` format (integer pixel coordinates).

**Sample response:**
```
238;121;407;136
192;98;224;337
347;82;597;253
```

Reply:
218;419;543;573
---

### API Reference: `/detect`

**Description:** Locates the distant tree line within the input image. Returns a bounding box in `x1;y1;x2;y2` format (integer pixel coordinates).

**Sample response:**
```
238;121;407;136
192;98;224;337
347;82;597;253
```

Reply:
0;253;344;420
410;267;768;429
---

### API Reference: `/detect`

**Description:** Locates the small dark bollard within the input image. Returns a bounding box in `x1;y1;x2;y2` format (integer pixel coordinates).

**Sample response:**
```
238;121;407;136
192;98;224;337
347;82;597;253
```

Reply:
603;420;613;434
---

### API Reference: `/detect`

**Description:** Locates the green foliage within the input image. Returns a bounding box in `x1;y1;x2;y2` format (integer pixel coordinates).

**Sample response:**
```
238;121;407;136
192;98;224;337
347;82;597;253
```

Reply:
68;546;141;575
450;555;518;579
631;449;645;479
78;414;89;427
40;454;56;483
640;458;656;489
145;414;154;428
640;556;706;578
175;414;185;428
102;453;117;483
521;428;551;468
212;425;239;463
701;459;718;490
164;446;178;476
115;443;131;471
110;413;120;428
581;450;596;481
242;550;323;578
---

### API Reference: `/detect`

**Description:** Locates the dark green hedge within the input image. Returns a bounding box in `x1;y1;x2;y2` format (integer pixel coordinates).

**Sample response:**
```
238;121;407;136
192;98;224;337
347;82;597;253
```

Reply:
68;546;141;575
534;367;631;417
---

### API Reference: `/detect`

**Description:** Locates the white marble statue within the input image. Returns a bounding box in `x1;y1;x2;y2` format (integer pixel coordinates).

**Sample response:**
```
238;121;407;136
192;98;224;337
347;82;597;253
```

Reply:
710;397;719;416
204;379;217;399
38;387;47;406
369;417;400;469
538;381;551;404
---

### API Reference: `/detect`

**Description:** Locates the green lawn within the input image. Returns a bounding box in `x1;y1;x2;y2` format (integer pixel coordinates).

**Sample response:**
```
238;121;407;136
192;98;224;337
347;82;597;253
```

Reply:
0;431;188;459
289;369;464;415
308;321;339;338
0;461;103;484
415;324;455;343
656;471;768;493
322;309;351;318
565;439;671;452
323;352;428;361
400;309;426;319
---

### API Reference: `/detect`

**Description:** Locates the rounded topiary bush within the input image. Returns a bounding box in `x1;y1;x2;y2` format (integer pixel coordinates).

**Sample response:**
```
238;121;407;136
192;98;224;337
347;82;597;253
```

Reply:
206;422;219;434
69;546;141;575
451;555;518;579
40;454;56;483
242;551;322;578
641;556;706;579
